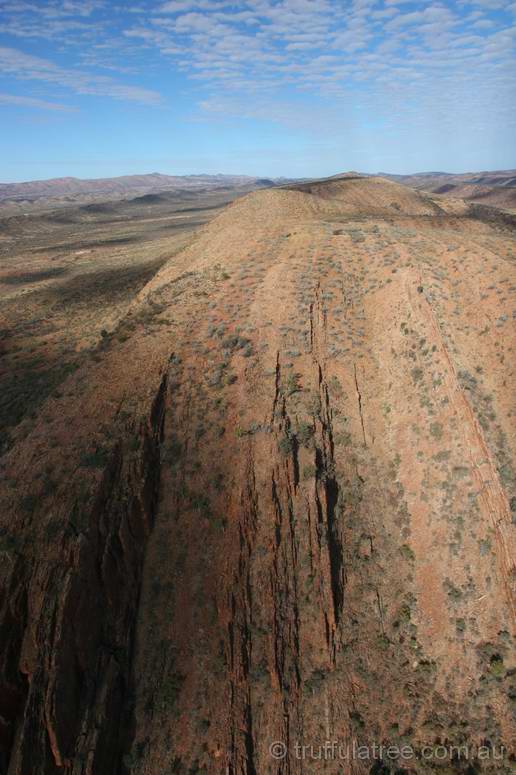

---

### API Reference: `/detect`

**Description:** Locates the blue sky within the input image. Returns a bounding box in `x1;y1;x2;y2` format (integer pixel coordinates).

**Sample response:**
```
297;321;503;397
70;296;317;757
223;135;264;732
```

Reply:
0;0;515;181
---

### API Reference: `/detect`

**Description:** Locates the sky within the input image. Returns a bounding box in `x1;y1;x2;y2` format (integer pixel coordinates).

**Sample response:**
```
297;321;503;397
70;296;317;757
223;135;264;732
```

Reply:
0;0;515;182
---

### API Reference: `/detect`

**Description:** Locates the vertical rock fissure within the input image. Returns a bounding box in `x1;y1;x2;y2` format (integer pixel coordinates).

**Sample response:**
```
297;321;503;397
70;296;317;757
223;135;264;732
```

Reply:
115;370;168;775
353;363;367;448
0;560;29;773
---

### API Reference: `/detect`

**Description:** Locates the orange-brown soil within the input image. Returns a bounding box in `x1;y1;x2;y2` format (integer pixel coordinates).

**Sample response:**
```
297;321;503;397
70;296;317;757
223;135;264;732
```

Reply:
0;177;514;774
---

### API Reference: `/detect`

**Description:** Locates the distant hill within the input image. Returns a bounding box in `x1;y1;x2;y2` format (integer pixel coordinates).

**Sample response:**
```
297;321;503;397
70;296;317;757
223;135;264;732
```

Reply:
0;172;281;205
378;169;516;210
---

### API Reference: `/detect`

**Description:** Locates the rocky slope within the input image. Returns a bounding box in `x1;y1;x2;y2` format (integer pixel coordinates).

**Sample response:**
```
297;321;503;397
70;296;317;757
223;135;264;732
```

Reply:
0;177;514;774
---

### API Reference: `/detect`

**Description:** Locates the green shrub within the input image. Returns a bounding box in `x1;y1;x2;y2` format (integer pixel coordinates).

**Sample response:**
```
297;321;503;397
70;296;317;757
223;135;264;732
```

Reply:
284;373;301;395
399;544;415;562
156;671;184;713
429;422;443;440
278;435;294;457
489;655;505;677
297;422;314;448
80;446;109;468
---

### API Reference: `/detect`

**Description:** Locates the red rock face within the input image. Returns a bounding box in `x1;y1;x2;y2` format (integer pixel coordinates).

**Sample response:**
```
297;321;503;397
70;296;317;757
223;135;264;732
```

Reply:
0;178;514;774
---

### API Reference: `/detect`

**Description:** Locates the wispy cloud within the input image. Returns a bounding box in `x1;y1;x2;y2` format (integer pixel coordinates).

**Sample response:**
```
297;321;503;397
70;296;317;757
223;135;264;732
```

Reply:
0;91;77;111
1;1;105;18
0;45;162;105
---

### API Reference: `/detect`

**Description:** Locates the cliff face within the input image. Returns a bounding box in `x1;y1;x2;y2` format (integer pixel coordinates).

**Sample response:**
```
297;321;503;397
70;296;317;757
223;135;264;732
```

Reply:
0;178;515;774
0;373;167;773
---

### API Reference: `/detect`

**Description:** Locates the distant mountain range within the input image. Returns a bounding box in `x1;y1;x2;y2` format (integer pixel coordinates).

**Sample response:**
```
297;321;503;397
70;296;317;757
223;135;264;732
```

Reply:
1;169;515;211
0;173;283;205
